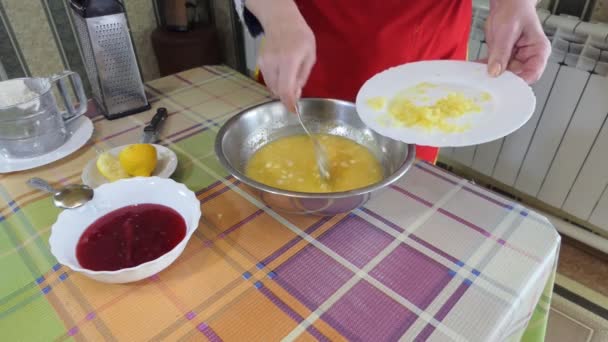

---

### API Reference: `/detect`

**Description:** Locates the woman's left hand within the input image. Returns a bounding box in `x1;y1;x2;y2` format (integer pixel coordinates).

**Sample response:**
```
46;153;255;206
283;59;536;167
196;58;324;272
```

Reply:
485;0;551;84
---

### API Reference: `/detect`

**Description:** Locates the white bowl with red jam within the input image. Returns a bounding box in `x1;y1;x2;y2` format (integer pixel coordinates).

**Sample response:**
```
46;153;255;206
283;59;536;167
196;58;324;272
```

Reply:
49;177;201;283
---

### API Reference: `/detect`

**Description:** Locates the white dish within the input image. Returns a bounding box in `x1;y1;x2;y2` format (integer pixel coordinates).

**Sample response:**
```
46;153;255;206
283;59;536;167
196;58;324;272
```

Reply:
355;60;536;147
49;177;201;283
0;116;94;173
81;144;178;188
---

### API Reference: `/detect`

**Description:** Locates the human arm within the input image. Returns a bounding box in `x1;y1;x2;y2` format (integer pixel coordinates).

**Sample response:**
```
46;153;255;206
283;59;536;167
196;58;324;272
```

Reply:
234;0;316;111
485;0;551;83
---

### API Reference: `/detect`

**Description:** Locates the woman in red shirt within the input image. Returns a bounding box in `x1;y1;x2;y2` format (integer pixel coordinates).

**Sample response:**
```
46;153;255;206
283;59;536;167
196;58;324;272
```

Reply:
236;0;550;163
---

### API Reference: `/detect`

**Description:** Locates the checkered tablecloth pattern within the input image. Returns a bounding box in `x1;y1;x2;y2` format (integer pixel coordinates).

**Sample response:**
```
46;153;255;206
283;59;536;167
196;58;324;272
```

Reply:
0;66;560;341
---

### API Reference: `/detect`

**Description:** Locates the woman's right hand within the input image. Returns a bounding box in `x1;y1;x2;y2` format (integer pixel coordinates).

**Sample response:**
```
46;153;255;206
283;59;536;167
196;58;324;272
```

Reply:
246;0;316;111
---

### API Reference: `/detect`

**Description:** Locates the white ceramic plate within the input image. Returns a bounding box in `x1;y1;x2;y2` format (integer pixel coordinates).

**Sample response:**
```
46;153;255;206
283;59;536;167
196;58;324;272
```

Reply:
355;60;536;147
81;144;178;188
0;116;94;173
49;177;201;283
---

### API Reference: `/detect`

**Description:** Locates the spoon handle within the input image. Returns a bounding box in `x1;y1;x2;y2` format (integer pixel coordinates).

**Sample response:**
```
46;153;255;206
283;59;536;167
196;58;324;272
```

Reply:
27;178;57;194
295;104;331;181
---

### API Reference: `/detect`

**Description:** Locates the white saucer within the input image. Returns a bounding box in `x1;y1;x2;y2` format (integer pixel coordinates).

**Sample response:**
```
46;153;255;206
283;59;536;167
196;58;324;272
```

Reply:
0;116;94;173
81;144;178;188
355;60;536;147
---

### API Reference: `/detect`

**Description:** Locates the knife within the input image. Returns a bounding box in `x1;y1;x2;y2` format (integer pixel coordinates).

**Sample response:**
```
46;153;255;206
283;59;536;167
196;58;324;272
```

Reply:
141;107;168;144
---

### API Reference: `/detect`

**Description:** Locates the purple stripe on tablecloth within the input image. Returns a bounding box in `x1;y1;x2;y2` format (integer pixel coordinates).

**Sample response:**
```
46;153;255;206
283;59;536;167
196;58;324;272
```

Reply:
100;125;141;142
416;164;515;210
200;181;241;204
174;73;194;85
195;176;236;196
197;323;223;342
202;66;223;76
322;281;418;341
196;180;222;196
261;216;332;266
390;185;434;207
318;214;393;269
145;83;165;97
67;327;79;336
437;209;491;237
415;281;471;341
360;208;405;233
259;286;330;342
416;164;551;226
144;90;157;101
389;184;542;263
408;234;460;265
415;163;458;185
165;122;204;139
463;187;514;210
369;243;452;310
173;125;211;142
361;207;459;266
275;243;353;311
221;209;264;237
84;99;102;119
437;208;541;262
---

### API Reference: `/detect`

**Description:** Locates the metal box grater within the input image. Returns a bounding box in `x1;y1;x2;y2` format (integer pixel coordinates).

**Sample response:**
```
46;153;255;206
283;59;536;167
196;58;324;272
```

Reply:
70;0;150;119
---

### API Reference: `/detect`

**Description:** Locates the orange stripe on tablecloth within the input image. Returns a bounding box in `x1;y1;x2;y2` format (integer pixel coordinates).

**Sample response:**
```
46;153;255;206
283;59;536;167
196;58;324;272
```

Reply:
168;208;265;273
152;71;270;117
0;173;81;218
35;283;81;342
33;266;118;341
150;280;252;341
62;287;138;341
146;275;212;336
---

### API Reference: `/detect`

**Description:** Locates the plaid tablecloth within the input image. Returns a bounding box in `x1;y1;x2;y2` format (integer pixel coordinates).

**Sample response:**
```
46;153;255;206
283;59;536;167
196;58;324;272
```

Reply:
0;66;560;341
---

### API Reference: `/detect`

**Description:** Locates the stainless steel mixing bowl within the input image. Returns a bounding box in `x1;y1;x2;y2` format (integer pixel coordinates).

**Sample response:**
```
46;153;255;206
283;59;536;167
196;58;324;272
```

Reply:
215;98;415;216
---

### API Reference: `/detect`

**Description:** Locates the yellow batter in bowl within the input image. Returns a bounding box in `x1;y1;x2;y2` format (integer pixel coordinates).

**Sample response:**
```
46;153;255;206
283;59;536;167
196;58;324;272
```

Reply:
246;134;383;193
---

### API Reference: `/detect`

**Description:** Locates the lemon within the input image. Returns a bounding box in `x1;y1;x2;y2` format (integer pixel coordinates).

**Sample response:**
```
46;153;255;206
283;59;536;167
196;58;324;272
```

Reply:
96;152;130;182
119;144;158;177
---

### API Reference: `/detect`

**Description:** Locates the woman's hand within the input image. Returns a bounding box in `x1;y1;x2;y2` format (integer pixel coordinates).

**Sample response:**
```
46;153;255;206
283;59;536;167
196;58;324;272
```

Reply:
485;0;551;83
246;0;316;111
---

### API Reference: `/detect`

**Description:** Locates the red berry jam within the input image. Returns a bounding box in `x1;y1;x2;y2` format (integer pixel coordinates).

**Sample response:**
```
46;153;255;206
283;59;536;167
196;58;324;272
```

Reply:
76;204;186;271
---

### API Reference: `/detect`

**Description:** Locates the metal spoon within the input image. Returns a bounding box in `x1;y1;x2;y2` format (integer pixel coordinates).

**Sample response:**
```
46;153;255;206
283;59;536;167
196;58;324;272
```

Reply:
27;178;94;209
295;103;331;182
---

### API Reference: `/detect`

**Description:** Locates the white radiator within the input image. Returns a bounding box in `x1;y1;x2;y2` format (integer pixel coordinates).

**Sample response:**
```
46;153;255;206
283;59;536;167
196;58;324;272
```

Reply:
442;8;608;239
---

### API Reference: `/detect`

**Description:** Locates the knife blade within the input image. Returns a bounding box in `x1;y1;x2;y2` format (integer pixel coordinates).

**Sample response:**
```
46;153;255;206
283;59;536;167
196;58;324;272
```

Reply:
141;107;168;144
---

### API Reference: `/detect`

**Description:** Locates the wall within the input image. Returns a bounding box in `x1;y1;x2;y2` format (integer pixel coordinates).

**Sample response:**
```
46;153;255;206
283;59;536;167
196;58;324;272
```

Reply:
0;0;245;92
591;0;608;22
0;0;159;91
210;0;245;72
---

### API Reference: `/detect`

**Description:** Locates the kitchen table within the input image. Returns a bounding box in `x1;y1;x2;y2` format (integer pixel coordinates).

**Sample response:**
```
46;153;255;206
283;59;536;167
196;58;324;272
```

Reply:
0;65;560;341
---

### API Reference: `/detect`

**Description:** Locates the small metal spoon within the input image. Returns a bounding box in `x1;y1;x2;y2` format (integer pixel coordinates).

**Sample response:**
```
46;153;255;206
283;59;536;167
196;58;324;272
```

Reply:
27;177;94;209
295;103;331;182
